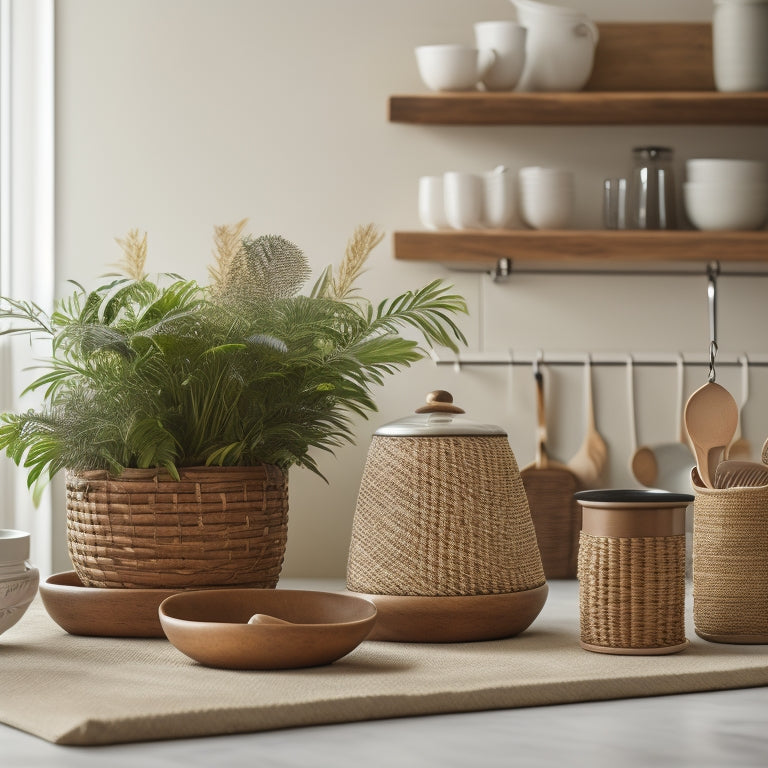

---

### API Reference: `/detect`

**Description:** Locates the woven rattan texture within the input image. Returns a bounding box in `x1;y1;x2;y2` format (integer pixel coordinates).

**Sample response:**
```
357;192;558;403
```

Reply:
693;485;768;638
346;435;545;596
578;533;686;650
66;466;288;589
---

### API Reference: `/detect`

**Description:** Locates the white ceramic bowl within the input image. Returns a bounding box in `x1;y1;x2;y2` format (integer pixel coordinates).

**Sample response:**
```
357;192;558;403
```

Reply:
415;45;489;92
686;158;767;184
684;181;768;230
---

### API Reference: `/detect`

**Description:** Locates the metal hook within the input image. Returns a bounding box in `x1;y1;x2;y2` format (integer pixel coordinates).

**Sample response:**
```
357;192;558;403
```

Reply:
533;349;544;377
708;340;718;383
707;261;720;353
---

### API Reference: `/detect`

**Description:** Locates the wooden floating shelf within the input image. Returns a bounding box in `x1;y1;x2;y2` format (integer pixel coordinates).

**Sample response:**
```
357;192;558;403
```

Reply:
391;23;768;126
388;92;768;126
393;230;768;267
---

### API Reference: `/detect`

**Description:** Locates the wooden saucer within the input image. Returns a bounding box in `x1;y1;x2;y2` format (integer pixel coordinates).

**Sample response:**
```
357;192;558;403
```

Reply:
40;571;182;637
344;584;548;642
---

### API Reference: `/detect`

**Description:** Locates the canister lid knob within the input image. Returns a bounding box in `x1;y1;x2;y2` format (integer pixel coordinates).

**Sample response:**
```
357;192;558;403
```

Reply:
415;390;466;414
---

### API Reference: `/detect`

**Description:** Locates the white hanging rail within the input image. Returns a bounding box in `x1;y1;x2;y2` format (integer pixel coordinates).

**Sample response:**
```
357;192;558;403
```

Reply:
429;350;768;369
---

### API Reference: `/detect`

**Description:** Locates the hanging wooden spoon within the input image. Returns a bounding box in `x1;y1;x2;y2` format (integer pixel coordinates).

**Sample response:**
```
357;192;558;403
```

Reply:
626;355;657;487
684;381;739;488
568;354;608;487
724;355;751;460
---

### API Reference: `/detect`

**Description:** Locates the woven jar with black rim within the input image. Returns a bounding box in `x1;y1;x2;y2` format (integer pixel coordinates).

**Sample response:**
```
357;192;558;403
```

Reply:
65;465;288;589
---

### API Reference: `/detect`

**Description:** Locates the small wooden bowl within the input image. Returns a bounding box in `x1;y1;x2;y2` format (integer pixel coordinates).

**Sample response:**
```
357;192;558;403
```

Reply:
159;589;377;669
40;571;181;637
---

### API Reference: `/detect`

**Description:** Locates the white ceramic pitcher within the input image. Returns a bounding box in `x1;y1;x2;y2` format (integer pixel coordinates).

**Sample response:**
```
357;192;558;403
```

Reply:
510;0;599;92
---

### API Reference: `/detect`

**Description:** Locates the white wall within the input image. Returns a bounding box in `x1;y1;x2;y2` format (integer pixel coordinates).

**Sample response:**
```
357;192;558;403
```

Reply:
53;0;768;576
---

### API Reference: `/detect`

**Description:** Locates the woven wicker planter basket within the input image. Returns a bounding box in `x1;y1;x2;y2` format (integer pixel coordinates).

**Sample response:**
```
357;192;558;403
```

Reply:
692;470;768;643
65;465;288;589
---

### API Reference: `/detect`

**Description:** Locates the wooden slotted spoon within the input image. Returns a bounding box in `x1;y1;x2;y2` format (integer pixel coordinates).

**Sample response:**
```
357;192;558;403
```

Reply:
684;381;739;488
714;459;768;489
568;354;608;487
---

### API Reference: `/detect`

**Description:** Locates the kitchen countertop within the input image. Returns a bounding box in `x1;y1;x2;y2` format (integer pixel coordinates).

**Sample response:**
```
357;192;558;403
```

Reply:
3;579;767;767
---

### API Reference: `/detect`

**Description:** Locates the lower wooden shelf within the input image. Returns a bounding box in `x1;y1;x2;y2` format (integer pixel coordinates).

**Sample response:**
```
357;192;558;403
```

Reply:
393;230;768;267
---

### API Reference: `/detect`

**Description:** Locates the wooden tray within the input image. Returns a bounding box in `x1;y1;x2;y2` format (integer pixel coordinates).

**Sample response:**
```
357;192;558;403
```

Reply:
345;584;548;642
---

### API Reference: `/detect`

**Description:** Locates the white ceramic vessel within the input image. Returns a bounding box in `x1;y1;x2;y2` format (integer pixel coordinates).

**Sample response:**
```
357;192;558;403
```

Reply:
443;171;485;229
510;0;598;92
518;166;574;229
473;21;527;91
713;0;768;92
415;44;496;92
0;529;39;636
418;175;449;230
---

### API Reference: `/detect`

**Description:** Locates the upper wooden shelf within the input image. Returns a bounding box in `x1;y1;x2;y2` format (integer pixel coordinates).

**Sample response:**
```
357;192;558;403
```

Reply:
393;231;768;267
389;92;768;126
390;23;768;126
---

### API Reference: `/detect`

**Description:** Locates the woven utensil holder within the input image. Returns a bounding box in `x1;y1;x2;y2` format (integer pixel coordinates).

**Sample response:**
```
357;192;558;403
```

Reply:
66;465;288;589
692;472;768;643
346;434;545;597
576;491;689;655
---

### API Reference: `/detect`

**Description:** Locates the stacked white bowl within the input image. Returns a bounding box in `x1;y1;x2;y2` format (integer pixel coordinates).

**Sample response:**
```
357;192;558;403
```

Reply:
518;166;574;229
684;159;768;230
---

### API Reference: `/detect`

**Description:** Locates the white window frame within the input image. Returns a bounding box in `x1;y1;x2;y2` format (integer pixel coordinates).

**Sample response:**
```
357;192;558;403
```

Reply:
0;0;54;574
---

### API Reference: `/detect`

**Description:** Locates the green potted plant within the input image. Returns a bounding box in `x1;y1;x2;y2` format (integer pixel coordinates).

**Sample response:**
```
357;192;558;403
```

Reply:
0;221;467;589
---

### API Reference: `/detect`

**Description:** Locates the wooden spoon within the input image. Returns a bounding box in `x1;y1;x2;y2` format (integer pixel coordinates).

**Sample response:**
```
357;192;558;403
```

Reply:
714;459;768;489
247;613;294;626
568;355;608;487
684;381;739;488
522;361;568;471
724;355;751;461
626;356;657;487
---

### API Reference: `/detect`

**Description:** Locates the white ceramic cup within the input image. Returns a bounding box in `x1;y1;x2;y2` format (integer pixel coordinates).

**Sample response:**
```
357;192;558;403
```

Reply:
482;167;517;228
415;44;496;92
713;0;768;91
443;171;485;229
418;176;449;230
518;167;574;229
473;21;527;91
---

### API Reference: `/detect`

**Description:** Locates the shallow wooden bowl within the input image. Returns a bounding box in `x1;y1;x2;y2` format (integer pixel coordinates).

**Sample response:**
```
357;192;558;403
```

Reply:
159;589;378;669
40;571;181;637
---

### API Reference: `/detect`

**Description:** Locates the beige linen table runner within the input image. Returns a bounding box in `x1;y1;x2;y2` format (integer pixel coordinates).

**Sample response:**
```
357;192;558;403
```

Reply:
2;594;768;746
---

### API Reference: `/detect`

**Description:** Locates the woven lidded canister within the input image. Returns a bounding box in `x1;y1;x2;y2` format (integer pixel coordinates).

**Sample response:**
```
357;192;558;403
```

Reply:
576;489;693;655
347;391;546;607
692;469;768;644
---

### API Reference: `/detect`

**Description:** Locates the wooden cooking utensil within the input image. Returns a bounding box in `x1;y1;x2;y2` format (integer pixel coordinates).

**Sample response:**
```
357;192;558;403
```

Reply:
683;381;739;488
247;614;293;626
763;437;768;465
626;356;657;487
725;355;751;461
568;354;608;488
521;360;583;579
714;459;768;489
